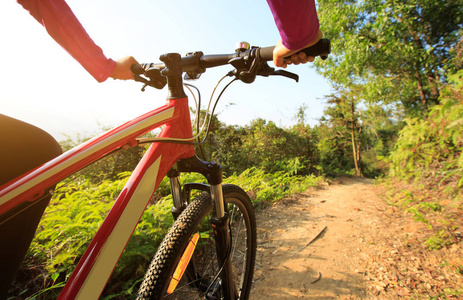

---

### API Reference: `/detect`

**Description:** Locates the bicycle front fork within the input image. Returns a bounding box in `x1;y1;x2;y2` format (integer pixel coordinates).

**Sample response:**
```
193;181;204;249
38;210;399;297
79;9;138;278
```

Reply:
167;155;238;299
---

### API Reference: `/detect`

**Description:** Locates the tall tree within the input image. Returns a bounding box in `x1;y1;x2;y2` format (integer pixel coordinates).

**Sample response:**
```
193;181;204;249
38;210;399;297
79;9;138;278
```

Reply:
321;85;364;176
315;0;463;116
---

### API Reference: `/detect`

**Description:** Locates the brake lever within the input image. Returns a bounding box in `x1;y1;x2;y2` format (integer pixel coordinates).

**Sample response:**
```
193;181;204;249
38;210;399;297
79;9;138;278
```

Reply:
134;75;151;92
256;62;299;82
271;70;299;82
133;65;167;91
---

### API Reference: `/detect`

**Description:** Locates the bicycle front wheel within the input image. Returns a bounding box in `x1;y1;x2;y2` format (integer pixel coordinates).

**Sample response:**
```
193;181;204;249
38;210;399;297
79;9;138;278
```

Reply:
137;184;257;300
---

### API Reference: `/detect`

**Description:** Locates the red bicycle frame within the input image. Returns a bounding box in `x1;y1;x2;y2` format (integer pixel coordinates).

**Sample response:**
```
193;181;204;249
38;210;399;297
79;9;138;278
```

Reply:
0;96;196;299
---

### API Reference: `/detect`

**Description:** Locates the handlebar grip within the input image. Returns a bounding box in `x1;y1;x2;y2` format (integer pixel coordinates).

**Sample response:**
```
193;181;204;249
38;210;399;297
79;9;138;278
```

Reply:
258;47;275;62
259;38;331;62
292;38;331;60
131;64;145;75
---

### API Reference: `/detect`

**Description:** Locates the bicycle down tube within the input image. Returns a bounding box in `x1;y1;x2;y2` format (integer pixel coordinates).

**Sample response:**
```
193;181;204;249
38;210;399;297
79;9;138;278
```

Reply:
0;97;197;299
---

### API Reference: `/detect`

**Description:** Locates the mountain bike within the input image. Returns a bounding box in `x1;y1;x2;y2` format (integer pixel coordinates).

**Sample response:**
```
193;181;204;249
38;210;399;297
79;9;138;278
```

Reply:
0;39;330;299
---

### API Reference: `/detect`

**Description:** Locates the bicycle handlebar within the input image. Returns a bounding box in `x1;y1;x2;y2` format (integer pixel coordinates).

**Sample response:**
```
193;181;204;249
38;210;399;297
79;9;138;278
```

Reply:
132;39;330;88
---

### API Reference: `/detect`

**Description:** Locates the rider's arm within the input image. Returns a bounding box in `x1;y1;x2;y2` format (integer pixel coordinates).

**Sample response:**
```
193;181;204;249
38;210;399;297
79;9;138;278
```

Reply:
17;0;135;82
266;0;322;68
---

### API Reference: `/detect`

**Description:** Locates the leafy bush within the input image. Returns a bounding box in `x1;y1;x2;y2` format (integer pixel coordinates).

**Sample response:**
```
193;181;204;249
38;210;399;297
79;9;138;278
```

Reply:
386;76;463;249
225;167;323;206
389;81;463;191
203;118;320;177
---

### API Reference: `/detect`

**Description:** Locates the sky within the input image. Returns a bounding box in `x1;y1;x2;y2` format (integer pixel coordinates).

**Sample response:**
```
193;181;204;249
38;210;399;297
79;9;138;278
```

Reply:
0;0;331;141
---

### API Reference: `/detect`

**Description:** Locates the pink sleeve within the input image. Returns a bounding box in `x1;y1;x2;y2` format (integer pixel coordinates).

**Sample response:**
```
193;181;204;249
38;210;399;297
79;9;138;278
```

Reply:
18;0;116;82
266;0;320;50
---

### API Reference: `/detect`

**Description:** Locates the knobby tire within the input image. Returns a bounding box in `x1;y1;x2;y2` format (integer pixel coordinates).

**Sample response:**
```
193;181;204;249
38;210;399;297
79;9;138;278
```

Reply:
137;184;257;300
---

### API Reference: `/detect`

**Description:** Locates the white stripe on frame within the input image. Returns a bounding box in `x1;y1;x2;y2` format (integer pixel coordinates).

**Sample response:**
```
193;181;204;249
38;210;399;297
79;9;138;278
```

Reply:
75;156;162;299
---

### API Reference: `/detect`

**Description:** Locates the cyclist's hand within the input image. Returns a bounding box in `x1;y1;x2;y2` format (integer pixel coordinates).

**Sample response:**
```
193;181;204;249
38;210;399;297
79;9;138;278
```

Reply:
110;56;139;80
273;30;323;68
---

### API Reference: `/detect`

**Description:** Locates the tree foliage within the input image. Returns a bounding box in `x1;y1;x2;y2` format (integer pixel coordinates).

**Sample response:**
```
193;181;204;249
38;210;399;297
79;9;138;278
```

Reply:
316;0;463;116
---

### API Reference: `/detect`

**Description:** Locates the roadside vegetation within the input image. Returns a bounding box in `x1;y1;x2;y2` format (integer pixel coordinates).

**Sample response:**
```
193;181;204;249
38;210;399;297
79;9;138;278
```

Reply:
9;135;326;299
386;74;463;251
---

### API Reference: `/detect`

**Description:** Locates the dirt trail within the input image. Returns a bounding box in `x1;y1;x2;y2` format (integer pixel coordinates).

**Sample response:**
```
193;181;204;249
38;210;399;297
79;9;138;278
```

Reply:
250;176;382;299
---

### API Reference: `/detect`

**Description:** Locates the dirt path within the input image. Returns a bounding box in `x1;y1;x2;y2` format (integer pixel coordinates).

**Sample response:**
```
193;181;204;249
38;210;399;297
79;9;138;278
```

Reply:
250;176;383;299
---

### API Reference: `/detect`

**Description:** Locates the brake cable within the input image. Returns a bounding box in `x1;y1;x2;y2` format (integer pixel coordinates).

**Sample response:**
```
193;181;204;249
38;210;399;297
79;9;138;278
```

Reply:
136;75;237;146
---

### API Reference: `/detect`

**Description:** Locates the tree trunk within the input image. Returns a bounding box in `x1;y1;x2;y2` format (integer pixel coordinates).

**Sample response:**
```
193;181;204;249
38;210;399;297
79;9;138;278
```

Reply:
426;71;440;104
414;67;428;113
350;102;361;176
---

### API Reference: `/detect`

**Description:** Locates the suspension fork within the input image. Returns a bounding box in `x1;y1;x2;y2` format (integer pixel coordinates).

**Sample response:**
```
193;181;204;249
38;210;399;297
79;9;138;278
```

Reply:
210;184;238;300
167;169;185;220
169;156;237;299
163;53;237;299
